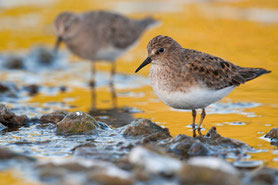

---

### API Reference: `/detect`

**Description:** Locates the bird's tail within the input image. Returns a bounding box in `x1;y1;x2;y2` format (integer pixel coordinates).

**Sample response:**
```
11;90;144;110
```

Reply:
139;17;160;29
239;67;271;82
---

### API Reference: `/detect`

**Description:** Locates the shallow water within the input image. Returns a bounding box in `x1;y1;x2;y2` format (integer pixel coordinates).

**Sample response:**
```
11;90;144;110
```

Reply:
0;0;278;183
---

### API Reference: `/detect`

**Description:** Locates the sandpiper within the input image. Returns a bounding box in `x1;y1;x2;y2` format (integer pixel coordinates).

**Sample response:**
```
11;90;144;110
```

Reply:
53;10;158;84
135;35;271;136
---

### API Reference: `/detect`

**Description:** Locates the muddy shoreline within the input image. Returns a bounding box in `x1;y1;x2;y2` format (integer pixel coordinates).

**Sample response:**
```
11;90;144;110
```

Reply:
0;105;277;185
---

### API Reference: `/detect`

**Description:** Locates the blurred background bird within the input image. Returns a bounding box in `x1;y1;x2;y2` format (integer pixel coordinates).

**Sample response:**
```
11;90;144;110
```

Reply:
53;10;158;109
53;10;158;85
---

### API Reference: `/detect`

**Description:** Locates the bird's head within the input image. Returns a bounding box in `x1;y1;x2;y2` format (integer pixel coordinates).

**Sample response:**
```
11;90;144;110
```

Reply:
53;12;81;52
135;35;182;73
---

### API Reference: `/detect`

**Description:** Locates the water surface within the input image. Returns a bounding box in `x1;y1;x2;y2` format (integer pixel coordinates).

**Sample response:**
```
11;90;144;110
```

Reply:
0;0;278;183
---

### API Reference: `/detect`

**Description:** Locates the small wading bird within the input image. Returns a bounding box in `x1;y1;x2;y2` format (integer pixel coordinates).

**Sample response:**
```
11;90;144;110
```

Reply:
53;10;158;108
135;35;271;136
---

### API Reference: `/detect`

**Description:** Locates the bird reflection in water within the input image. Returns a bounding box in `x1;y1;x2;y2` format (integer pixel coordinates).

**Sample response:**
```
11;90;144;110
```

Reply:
89;81;134;128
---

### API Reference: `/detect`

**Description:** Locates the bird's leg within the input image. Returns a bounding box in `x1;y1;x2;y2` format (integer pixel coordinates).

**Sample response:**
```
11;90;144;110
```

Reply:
90;62;96;110
197;108;206;136
109;82;117;108
192;109;197;137
109;62;117;108
109;62;116;86
89;62;96;87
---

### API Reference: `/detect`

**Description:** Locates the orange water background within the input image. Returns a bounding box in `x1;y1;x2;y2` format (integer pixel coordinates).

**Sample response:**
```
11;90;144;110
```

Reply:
0;0;278;184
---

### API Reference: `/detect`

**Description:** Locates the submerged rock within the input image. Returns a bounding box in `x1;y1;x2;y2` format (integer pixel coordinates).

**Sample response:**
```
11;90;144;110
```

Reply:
40;111;68;124
0;82;19;97
24;84;40;96
4;55;25;69
30;46;56;65
56;111;106;134
0;104;29;128
179;157;240;185
121;118;171;140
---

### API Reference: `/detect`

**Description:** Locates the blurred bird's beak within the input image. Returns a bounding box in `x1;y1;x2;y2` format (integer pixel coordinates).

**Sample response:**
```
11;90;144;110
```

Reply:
54;36;62;53
135;57;152;73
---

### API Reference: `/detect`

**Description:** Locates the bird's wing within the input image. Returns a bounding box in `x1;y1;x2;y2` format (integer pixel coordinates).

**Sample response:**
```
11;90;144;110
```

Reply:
82;11;153;49
107;14;139;49
100;12;150;49
182;49;247;90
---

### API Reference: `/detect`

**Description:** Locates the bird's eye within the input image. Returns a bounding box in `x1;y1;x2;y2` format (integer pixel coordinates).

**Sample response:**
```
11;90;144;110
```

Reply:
158;48;165;53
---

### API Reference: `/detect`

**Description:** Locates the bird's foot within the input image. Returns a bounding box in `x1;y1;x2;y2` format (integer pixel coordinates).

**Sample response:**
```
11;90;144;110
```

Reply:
197;127;203;136
193;128;197;137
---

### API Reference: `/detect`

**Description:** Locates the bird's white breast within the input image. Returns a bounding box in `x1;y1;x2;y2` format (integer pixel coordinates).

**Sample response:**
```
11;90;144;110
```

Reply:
152;86;234;109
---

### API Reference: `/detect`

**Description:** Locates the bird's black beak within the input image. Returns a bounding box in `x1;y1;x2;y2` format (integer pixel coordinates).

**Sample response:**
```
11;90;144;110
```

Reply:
135;57;152;73
54;36;62;53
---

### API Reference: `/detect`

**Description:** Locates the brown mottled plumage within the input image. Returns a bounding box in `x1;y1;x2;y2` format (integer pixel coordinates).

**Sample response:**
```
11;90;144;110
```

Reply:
135;35;271;136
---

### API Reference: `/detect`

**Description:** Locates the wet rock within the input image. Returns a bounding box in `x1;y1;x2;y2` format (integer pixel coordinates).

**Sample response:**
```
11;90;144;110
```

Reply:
166;134;210;158
204;127;247;148
40;111;68;124
265;128;278;140
0;82;19;97
187;142;210;156
59;86;67;92
178;157;240;185
0;82;13;93
0;147;35;161
129;146;182;176
159;127;252;159
56;111;105;134
24;84;40;96
121;118;171;140
0;104;29;128
168;135;194;156
31;47;55;65
4;55;24;69
243;167;278;185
